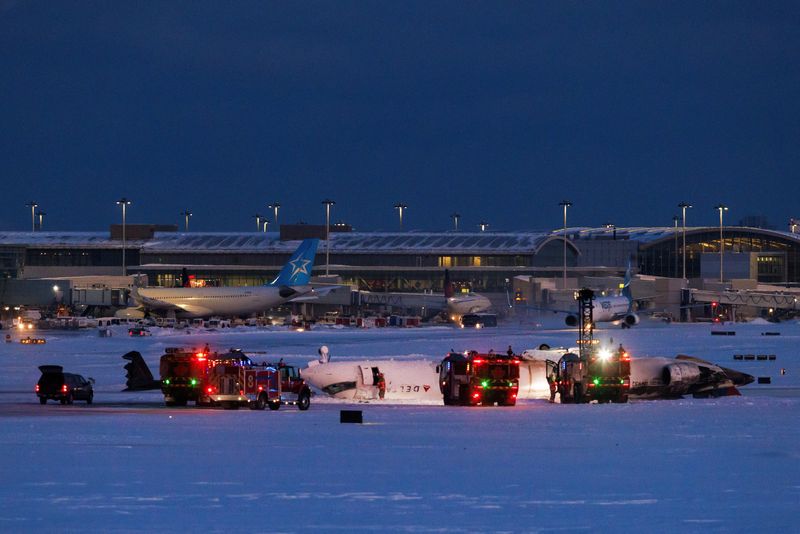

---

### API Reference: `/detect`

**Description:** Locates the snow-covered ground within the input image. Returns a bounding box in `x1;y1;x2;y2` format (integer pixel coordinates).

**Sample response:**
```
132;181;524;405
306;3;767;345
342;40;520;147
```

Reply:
1;320;798;532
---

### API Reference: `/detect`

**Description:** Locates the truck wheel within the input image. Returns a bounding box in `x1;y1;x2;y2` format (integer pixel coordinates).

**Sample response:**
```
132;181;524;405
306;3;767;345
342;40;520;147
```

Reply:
297;392;310;411
86;393;93;405
573;383;584;404
268;400;280;411
66;393;74;405
253;394;267;411
458;384;470;406
39;397;46;405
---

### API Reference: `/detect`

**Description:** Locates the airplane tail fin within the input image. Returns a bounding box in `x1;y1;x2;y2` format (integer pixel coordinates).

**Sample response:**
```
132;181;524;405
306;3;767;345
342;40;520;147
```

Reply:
622;259;633;311
122;351;160;391
270;239;320;287
444;269;454;299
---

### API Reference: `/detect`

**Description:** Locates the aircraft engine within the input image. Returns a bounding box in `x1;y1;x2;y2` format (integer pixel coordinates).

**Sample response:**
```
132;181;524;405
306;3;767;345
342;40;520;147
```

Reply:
623;313;640;327
661;362;701;394
565;314;579;327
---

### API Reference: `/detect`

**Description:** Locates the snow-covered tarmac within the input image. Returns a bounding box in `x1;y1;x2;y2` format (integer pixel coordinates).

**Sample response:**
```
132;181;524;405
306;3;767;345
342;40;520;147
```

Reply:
1;320;798;532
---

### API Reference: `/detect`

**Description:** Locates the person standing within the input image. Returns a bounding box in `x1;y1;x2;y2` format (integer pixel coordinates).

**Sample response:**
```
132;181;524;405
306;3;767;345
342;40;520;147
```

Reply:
377;372;386;400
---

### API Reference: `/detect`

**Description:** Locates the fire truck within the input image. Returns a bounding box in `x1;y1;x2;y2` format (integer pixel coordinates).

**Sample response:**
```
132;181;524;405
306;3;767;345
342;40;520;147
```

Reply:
158;348;281;409
438;351;520;406
547;289;631;403
202;352;281;410
275;361;312;410
159;348;209;406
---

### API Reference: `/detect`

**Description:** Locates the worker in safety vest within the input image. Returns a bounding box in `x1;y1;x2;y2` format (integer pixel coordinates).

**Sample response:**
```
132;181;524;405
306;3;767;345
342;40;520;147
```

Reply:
376;372;386;400
546;362;558;403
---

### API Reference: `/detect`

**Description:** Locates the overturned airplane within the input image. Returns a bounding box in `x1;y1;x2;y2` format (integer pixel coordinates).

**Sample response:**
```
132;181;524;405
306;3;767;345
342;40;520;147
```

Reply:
300;347;754;402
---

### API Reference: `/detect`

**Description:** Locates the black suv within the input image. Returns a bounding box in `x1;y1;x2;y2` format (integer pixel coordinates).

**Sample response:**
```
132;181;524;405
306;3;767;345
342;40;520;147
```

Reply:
36;365;94;405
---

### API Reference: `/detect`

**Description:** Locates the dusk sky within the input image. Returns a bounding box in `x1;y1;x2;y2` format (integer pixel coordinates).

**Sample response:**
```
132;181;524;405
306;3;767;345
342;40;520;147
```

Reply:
1;1;799;233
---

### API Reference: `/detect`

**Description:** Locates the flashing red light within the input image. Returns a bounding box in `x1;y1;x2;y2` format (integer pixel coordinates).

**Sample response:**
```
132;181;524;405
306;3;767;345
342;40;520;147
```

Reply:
473;359;483;364
258;385;263;391
61;384;68;392
472;392;480;399
588;383;596;387
511;394;517;399
711;301;718;307
195;352;207;362
206;386;215;394
512;359;520;364
35;384;39;392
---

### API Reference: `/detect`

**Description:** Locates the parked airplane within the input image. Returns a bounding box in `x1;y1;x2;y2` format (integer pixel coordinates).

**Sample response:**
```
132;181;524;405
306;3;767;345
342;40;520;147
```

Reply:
132;239;335;318
531;263;643;328
444;269;492;317
301;346;754;402
355;269;490;320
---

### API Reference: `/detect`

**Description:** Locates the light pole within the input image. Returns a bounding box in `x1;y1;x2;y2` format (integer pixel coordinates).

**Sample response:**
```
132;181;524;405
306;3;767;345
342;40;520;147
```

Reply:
678;202;692;279
322;199;335;276
180;210;192;232
252;214;263;232
394;203;407;230
479;221;489;232
26;201;38;232
37;210;46;231
673;215;680;278
559;200;572;286
450;212;460;232
263;220;269;233
268;202;281;229
116;198;131;276
715;204;728;282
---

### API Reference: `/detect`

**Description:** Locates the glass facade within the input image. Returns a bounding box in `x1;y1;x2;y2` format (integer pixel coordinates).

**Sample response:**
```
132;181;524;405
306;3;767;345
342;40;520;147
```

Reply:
638;230;800;284
25;248;140;267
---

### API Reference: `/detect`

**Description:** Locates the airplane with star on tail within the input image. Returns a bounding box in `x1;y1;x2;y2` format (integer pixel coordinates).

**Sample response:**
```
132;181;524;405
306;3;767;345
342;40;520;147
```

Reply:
131;239;338;318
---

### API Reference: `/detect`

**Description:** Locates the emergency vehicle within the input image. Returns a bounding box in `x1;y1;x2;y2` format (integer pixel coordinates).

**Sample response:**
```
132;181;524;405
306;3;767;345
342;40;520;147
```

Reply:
201;351;281;410
159;348;208;406
274;362;312;410
548;346;631;403
438;351;520;406
547;288;631;403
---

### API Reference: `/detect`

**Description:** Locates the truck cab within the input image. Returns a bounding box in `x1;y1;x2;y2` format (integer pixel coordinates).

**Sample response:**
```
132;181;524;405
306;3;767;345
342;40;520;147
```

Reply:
159;349;209;406
438;351;520;406
550;346;630;403
276;363;312;410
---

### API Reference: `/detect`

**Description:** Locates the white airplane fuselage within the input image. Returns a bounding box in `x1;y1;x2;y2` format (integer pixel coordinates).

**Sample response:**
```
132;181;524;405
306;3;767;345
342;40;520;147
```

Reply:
447;294;492;316
301;348;565;402
591;296;633;322
301;351;751;403
134;285;313;318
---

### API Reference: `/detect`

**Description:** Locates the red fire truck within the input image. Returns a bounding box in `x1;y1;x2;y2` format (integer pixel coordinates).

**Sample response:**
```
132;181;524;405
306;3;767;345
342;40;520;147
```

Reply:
159;348;209;406
159;348;281;409
202;353;281;410
438;351;520;406
275;361;312;410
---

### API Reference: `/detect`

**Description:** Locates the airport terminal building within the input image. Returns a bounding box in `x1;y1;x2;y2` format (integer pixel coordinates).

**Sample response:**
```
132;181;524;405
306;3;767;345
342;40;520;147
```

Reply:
2;224;800;313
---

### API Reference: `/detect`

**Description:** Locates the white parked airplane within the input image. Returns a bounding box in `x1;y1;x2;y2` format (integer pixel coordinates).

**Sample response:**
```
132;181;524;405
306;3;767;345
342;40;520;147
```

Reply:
444;269;491;318
132;239;336;318
301;346;753;402
531;263;642;328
